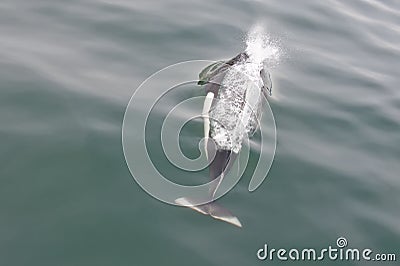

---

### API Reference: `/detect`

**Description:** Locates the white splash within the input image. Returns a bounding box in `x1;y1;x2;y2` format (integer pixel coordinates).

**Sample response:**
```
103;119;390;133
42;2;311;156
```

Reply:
245;25;282;68
208;25;282;152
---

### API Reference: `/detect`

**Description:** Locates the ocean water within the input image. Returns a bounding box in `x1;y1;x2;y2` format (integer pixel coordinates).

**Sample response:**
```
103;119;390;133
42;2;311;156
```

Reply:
1;0;399;265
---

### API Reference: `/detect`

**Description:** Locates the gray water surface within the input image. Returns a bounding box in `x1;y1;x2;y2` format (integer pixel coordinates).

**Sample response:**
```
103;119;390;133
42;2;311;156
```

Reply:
1;0;399;265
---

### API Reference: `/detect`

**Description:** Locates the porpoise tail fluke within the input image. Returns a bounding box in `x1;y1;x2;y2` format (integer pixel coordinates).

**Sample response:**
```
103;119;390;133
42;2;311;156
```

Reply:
175;197;242;228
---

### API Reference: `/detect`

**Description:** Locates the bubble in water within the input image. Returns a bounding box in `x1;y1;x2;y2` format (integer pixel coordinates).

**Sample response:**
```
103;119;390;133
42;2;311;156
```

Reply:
245;24;283;68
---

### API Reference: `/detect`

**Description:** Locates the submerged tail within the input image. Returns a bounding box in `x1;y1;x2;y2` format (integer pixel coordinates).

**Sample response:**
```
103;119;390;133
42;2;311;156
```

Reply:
175;197;242;228
175;150;242;228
